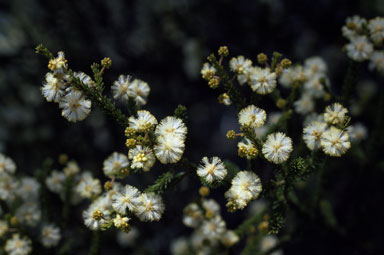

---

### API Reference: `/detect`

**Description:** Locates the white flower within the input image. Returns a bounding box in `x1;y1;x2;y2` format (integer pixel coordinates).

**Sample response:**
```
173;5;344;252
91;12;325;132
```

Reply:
196;157;227;183
41;72;67;102
201;215;226;241
48;51;67;71
279;65;306;88
220;230;239;247
63;160;80;176
41;225;61;248
294;93;315;115
113;214;130;228
183;203;203;228
15;177;40;201
324;102;348;125
0;174;18;201
73;72;95;87
0;153;16;176
261;235;283;255
59;91;91;122
321;126;351;157
5;234;32;255
249;68;277;95
83;202;110;230
134;193;165;222
238;105;267;128
75;172;102;199
369;51;384;73
201;62;216;80
303;77;327;98
154;135;185;164
128;79;150;106
230;56;252;85
15;202;41;227
368;17;384;44
155;116;187;140
262;132;293;164
128;145;156;171
202;199;221;217
342;15;367;40
304;56;327;78
112;75;132;101
346;36;373;62
238;138;258;159
347;122;368;142
103;152;129;177
45;170;65;194
112;185;141;214
128;110;157;132
171;237;190;255
303;121;328;151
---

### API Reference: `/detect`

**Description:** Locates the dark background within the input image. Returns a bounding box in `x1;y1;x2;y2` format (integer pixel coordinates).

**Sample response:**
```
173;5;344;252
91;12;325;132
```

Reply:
1;0;384;254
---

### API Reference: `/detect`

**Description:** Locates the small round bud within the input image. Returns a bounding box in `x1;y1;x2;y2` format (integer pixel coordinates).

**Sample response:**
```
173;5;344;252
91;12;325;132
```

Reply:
257;53;268;65
101;57;112;69
205;209;215;219
258;221;269;232
280;58;292;69
218;46;229;57
202;70;215;80
276;98;287;109
275;64;283;76
124;127;136;137
199;186;210;197
218;93;232;106
104;181;113;191
125;138;136;148
247;147;258;158
208;77;220;89
58;154;69;165
238;146;248;158
226;130;236;139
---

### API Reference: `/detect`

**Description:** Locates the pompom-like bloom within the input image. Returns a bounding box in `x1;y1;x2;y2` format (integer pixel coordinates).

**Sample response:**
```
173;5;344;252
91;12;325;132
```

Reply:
45;170;65;194
347;122;368;142
0;153;16;176
0;174;18;201
83;203;110;230
262;132;293;164
135;193;165;222
346;36;373;62
342;15;367;40
201;215;226;241
294;93;315;115
238;105;267;128
261;235;283;255
368;17;384;44
369;51;384;73
304;56;327;77
5;234;32;255
221;230;240;248
41;225;61;248
321;126;351;157
196;157;227;184
154;135;185;164
303;121;328;151
128;110;158;132
127;79;150;106
155;116;187;140
75;172;102;199
183;203;203;228
112;185;141;214
324;102;348;125
230;56;253;85
16;177;40;201
15;202;41;227
48;51;67;71
59;91;91;122
112;75;132;101
201;62;216;80
41;72;67;102
128;145;156;172
103;152;129;177
249;68;277;95
238;138;258;159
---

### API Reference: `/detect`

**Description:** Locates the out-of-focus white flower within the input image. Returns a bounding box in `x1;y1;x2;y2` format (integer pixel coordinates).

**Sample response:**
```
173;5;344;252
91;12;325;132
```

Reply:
75;172;102;199
45;170;65;194
103;152;129;177
368;17;384;44
5;234;32;255
183;203;203;228
41;224;61;248
346;36;373;62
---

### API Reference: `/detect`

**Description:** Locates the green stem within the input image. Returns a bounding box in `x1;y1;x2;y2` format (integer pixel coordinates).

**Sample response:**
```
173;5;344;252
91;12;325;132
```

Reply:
89;231;101;255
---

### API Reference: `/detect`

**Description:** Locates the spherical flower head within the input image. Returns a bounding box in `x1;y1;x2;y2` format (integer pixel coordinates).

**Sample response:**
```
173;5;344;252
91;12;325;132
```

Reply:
324;102;348;125
294;93;315;115
0;173;19;201
63;160;80;176
346;36;373;62
154;135;185;164
342;15;367;40
134;193;165;222
5;234;32;255
201;215;226;241
238;105;267;129
48;51;67;71
127;79;150;106
201;62;216;80
171;237;189;255
15;202;41;227
128;145;156;172
321;126;351;157
201;198;221;218
0;153;16;176
41;72;67;102
231;171;262;199
304;56;327;78
218;93;232;106
261;235;283;255
112;75;132;101
45;170;65;194
237;138;258;159
303;76;326;98
230;56;252;75
279;65;306;88
220;230;240;248
103;152;129;178
197;157;227;184
41;225;61;248
75;172;102;199
128;110;158;132
155;116;187;140
59;91;92;122
113;214;130;230
368;17;384;44
183;203;203;228
369;51;384;73
262;132;293;164
347;122;368;142
15;177;40;201
112;185;141;214
83;203;110;230
303;121;328;151
249;67;277;95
